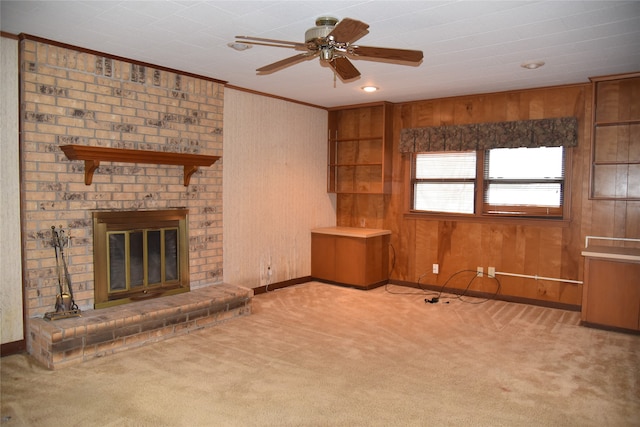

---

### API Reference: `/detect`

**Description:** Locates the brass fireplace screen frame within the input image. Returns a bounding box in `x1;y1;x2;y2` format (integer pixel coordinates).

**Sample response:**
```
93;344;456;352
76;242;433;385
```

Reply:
93;209;190;309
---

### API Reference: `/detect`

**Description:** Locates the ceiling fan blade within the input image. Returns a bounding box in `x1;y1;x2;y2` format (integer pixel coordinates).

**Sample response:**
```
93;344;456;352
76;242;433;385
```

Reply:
350;45;424;63
256;52;316;74
328;18;369;43
236;35;306;50
329;57;361;81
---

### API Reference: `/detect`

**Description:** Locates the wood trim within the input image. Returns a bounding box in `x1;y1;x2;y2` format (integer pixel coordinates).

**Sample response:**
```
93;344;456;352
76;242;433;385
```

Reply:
403;211;571;227
589;71;640;83
1;31;20;40
312;278;389;290
589;75;598;199
327;101;395;112
1;340;26;356
594;119;640;127
252;276;312;295
225;85;325;110
389;280;581;312
580;321;640;335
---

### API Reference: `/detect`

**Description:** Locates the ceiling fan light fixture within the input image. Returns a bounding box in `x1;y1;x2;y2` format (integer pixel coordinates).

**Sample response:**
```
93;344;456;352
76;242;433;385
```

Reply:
361;86;379;92
315;16;339;27
305;17;338;48
521;60;545;70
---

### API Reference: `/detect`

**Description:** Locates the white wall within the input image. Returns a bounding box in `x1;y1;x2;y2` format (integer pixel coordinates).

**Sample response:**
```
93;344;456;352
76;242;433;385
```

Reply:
223;89;335;288
1;36;24;345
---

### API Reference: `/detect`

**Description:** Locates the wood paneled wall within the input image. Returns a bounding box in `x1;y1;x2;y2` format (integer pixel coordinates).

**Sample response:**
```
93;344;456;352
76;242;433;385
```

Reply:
338;83;640;307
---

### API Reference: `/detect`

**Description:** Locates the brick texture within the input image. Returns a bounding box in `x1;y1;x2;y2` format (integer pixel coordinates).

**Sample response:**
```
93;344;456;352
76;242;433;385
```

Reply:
20;39;224;326
28;284;252;369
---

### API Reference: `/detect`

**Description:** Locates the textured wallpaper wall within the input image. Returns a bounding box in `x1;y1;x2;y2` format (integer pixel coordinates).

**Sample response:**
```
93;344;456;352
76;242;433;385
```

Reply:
223;89;335;289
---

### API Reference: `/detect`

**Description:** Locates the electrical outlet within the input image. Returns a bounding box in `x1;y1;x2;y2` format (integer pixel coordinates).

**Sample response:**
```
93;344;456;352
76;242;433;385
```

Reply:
488;266;496;277
432;264;439;274
477;266;483;277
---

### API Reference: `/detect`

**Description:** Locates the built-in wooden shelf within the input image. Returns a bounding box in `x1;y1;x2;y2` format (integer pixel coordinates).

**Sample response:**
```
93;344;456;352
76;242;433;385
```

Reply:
327;102;393;194
60;145;221;186
589;72;640;200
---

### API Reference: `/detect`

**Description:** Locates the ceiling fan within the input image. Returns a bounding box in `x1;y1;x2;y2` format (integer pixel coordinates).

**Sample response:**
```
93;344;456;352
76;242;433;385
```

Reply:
235;16;424;81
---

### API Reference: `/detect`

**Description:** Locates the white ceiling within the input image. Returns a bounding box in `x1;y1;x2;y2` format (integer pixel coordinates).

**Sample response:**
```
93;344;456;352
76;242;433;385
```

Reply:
2;1;639;108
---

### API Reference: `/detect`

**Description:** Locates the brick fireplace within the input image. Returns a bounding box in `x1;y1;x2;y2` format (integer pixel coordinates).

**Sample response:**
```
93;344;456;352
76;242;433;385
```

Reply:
19;36;230;363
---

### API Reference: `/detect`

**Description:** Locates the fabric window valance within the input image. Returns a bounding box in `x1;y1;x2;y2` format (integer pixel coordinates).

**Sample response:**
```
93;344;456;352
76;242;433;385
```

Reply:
399;117;578;153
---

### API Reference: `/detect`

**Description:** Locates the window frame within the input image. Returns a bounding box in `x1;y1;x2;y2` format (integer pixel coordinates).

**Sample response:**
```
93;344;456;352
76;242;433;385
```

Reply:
409;147;571;221
412;150;478;216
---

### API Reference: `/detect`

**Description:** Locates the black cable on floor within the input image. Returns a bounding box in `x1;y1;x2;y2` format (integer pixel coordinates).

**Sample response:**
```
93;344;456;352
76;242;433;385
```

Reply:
385;268;502;304
429;269;502;304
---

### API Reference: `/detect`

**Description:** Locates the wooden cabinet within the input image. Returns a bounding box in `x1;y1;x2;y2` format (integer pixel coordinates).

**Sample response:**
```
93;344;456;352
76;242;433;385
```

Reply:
589;72;640;200
581;246;640;331
311;227;391;289
327;102;393;194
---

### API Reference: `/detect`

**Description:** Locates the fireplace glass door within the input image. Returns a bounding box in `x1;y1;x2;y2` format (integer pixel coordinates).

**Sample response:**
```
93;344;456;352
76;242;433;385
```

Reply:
93;209;189;309
107;228;179;293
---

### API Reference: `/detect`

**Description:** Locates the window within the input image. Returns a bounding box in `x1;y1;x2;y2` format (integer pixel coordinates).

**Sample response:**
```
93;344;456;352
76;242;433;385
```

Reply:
412;146;567;218
413;151;476;214
484;147;564;216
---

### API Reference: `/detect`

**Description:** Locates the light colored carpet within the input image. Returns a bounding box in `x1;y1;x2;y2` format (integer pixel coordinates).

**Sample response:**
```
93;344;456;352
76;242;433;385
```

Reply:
1;281;639;426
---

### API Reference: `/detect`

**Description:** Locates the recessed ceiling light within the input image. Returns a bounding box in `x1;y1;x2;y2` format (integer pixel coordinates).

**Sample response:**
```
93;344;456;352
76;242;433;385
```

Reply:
521;60;545;70
361;86;379;93
228;42;252;51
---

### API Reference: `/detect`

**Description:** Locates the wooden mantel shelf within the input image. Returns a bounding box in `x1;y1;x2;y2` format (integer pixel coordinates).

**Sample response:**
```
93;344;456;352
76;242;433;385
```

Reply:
60;145;221;186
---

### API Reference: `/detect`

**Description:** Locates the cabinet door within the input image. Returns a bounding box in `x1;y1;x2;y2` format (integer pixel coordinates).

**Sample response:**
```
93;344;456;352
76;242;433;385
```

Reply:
335;236;366;286
584;258;640;330
311;234;336;281
363;234;390;285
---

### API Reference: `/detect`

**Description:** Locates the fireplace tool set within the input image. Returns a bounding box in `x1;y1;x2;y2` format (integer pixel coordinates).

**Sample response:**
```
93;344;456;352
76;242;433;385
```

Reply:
44;225;81;321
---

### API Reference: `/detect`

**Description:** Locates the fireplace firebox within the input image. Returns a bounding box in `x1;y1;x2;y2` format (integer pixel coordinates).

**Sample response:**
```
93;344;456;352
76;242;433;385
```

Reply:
93;209;190;308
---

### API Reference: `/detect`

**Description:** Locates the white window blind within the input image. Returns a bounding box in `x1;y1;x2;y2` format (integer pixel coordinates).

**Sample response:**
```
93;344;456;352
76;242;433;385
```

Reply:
415;152;476;179
485;147;564;210
414;152;476;214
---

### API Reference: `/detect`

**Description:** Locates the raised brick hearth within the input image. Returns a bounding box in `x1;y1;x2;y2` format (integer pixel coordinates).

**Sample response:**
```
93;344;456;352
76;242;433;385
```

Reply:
29;284;252;369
